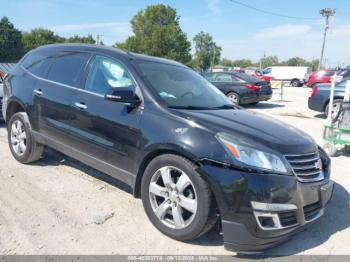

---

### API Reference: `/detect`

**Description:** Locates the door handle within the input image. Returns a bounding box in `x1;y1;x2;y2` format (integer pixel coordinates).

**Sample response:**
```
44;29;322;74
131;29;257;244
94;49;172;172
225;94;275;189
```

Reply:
34;89;43;96
74;102;87;110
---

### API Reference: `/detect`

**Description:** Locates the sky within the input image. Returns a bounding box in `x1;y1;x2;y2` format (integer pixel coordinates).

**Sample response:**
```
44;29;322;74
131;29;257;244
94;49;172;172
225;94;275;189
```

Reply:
1;0;350;67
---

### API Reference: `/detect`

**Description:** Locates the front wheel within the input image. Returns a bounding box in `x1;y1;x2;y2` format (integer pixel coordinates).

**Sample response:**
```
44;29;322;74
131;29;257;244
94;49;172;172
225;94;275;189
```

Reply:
141;154;217;241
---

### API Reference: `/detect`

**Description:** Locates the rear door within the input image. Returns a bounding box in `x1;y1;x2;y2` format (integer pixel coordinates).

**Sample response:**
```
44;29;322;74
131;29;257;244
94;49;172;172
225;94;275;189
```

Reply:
33;51;91;145
69;55;143;185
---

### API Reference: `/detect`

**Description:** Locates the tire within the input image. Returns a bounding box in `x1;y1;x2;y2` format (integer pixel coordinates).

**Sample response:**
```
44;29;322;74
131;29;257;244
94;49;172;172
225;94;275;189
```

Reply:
325;99;343;121
141;154;217;241
344;145;350;155
226;92;240;105
7;112;44;163
323;143;337;157
291;79;300;87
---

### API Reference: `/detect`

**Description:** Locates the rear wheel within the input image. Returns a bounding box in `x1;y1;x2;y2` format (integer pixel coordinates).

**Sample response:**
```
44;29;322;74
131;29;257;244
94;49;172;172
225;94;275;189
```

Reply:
141;154;217;241
8;112;44;163
344;145;350;155
226;92;240;105
325;99;343;121
291;79;300;87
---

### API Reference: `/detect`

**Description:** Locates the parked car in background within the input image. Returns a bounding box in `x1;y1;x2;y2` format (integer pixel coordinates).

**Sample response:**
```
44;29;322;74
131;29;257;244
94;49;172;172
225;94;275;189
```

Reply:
0;63;16;122
306;70;336;88
0;76;3;121
204;71;272;105
3;44;333;252
306;69;350;88
261;66;311;87
308;78;347;117
253;69;273;82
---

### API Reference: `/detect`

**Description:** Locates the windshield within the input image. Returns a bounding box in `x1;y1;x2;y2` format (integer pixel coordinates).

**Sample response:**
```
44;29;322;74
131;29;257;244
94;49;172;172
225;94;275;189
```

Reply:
137;61;234;109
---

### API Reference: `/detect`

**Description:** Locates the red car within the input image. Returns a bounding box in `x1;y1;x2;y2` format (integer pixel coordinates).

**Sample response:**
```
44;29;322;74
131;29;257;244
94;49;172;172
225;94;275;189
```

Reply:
254;70;273;82
306;70;335;88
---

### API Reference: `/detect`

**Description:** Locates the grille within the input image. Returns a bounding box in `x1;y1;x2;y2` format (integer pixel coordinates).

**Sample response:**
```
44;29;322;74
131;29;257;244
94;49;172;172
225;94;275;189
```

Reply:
303;201;322;221
278;211;298;227
284;152;324;182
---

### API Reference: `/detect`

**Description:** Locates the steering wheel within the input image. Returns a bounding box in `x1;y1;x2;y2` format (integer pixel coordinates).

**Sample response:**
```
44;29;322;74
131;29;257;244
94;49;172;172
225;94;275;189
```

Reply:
181;92;194;98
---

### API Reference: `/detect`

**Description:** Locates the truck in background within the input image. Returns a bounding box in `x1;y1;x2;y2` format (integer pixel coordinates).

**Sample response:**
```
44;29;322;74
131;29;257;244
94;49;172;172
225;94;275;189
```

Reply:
261;66;311;87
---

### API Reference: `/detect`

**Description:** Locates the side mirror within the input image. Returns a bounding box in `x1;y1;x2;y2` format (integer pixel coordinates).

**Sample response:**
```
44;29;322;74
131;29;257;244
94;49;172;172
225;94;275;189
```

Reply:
105;87;141;106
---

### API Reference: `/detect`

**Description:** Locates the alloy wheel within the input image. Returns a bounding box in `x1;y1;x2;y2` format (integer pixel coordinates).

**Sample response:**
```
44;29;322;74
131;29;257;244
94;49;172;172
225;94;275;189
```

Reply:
149;166;197;229
10;119;27;156
227;93;239;105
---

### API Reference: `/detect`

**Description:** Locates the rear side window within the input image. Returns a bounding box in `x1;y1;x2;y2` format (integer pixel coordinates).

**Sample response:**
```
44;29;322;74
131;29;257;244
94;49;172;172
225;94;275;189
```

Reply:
47;52;90;87
215;73;233;82
22;53;54;78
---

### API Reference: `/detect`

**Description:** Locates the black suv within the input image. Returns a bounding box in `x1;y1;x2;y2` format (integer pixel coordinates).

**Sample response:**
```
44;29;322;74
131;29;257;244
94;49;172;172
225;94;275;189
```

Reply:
2;44;333;252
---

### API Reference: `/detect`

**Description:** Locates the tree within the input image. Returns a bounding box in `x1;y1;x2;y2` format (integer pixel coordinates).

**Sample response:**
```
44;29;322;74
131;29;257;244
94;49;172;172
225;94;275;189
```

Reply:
66;34;95;44
260;56;279;68
221;58;233;67
193;31;221;71
22;28;64;53
115;4;191;64
282;56;309;66
0;17;23;62
232;59;253;68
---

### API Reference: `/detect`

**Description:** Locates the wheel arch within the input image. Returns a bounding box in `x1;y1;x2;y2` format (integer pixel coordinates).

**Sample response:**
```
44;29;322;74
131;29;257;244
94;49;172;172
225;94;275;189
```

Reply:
133;146;199;198
323;96;344;112
5;98;26;125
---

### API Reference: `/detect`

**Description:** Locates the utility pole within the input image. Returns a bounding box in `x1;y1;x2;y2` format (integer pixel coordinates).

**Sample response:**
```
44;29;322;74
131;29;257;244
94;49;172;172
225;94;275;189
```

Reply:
96;34;103;45
318;8;336;71
211;46;216;72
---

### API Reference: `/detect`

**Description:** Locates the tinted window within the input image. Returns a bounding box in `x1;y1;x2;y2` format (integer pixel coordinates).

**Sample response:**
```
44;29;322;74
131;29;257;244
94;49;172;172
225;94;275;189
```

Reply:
22;53;54;77
233;72;259;83
324;71;335;77
47;52;90;86
85;55;135;95
204;73;216;81
215;73;232;82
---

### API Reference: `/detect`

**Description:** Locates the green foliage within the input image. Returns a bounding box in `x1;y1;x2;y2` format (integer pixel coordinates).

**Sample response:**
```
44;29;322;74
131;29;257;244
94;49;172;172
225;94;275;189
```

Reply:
115;4;191;64
193;31;221;71
66;34;95;44
22;28;64;53
0;17;23;62
260;55;279;68
221;58;252;68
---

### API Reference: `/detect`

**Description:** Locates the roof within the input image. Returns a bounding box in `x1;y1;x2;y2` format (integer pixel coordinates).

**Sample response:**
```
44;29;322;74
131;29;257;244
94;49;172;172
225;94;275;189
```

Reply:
33;44;186;68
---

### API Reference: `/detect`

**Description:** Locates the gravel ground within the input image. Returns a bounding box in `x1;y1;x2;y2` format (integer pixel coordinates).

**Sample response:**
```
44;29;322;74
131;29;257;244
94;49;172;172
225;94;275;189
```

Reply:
0;86;349;255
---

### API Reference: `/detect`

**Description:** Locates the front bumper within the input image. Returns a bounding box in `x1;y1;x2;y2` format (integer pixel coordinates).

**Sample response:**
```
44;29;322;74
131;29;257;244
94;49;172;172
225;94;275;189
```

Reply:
197;155;332;252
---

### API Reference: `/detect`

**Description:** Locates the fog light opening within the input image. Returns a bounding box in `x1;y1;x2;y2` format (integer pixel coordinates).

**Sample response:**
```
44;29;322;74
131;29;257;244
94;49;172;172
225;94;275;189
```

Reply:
258;216;275;228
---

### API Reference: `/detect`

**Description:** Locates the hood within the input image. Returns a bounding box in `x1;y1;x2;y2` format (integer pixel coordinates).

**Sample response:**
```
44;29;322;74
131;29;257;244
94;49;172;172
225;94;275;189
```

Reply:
176;109;317;155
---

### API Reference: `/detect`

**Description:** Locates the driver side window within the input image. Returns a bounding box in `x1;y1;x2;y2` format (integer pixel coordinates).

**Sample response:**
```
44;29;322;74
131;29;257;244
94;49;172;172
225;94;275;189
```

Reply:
85;55;135;95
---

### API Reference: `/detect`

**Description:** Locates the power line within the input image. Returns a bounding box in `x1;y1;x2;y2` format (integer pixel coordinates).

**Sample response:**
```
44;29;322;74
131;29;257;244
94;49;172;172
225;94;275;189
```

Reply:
228;0;319;20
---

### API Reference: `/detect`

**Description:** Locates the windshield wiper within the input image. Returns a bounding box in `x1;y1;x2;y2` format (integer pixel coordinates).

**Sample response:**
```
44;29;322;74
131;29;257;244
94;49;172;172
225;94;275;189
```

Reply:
211;104;236;109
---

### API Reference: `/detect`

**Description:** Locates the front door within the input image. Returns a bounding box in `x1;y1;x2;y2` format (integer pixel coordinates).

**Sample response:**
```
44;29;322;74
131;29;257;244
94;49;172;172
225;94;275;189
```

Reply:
69;55;143;185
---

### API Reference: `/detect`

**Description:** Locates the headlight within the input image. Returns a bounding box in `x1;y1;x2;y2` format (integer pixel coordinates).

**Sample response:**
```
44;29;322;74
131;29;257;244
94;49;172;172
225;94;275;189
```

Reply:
216;132;287;174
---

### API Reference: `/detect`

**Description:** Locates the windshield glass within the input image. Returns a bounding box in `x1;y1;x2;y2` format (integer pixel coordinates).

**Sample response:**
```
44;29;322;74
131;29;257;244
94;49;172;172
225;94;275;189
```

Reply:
137;61;233;109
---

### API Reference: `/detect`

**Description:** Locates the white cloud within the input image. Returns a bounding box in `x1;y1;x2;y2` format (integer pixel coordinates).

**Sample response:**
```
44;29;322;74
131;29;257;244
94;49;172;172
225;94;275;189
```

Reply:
207;0;221;14
51;22;130;32
255;24;312;39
